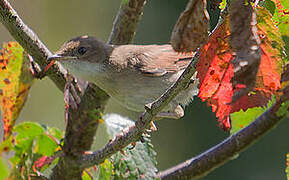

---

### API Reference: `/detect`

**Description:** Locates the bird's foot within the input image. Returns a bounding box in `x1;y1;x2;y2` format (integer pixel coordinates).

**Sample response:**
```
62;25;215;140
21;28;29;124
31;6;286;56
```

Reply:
156;105;184;119
64;73;86;109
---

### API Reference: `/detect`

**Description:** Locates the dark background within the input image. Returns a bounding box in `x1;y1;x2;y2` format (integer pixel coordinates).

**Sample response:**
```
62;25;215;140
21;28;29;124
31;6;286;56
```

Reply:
0;0;288;179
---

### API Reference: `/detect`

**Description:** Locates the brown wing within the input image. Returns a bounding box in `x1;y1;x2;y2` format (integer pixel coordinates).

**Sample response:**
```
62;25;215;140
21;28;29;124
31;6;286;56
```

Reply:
134;45;194;76
109;44;194;76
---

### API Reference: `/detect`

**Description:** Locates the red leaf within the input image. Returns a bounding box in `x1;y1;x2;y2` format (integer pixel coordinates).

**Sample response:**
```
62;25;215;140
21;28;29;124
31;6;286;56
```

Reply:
197;20;234;130
33;156;56;172
197;8;283;130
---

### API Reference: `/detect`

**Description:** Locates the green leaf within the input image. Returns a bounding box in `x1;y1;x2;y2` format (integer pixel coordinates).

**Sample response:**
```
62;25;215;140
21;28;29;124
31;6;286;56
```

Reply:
122;0;129;6
264;0;276;15
82;171;93;180
219;0;227;11
280;0;289;10
268;0;289;61
276;100;289;118
0;158;9;180
285;153;289;180
10;122;45;165
230;99;273;134
48;127;63;140
82;159;114;180
98;159;114;180
102;114;158;179
0;122;63;178
14;122;44;139
34;134;58;156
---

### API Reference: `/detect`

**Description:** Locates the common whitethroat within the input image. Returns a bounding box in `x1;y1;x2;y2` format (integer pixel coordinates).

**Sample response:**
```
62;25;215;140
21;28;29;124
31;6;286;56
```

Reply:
48;36;198;119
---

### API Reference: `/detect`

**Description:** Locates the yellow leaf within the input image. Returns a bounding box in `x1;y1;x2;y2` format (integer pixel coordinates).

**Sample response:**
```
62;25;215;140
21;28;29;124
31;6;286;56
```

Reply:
0;42;35;139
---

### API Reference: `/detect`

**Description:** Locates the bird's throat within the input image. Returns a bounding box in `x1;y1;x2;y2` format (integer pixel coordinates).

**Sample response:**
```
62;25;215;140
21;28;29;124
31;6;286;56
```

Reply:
60;60;107;83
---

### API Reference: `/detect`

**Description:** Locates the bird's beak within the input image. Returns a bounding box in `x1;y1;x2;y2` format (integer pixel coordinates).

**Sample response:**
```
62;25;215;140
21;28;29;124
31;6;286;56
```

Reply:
47;54;77;62
42;54;77;76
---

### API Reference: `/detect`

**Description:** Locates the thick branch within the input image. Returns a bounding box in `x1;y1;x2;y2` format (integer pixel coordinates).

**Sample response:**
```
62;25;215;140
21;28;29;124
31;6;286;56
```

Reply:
0;0;67;90
108;0;146;44
156;99;285;179
50;82;109;179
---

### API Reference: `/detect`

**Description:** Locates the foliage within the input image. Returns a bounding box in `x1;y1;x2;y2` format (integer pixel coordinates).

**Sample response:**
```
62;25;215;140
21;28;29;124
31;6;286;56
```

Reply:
0;42;34;139
230;98;274;134
197;7;284;130
285;153;289;179
0;117;157;179
0;122;61;179
0;158;9;180
84;114;158;180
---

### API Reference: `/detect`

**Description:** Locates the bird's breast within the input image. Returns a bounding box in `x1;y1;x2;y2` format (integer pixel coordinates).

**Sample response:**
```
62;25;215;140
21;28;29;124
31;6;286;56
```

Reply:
98;70;178;112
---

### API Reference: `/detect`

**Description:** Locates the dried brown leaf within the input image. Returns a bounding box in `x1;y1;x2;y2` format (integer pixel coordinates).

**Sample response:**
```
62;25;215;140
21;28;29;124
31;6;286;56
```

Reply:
171;0;210;52
229;0;261;102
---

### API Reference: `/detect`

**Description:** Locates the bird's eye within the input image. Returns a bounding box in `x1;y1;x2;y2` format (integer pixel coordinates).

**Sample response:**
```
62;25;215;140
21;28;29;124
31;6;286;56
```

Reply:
77;47;87;55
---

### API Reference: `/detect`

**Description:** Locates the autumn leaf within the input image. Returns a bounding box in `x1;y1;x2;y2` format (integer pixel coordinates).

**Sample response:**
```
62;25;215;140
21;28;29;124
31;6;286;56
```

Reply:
229;0;261;102
269;0;289;62
33;156;56;172
230;98;274;134
286;153;289;180
197;7;284;130
170;0;209;52
0;42;35;139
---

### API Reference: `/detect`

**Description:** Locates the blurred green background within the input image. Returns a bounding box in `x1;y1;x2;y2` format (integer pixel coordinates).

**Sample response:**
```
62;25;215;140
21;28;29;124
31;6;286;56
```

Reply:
0;0;288;179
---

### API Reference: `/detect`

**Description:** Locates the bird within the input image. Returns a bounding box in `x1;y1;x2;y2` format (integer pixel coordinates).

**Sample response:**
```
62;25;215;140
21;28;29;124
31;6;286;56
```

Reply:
48;35;198;119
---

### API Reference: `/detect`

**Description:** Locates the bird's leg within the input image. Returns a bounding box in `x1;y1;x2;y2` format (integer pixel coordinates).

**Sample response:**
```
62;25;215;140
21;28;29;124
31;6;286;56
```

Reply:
156;105;184;119
150;121;157;131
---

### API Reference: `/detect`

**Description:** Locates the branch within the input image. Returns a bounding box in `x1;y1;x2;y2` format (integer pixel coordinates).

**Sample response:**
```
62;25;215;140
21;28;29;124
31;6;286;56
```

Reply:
50;82;109;179
0;0;66;90
156;98;286;179
108;0;146;44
